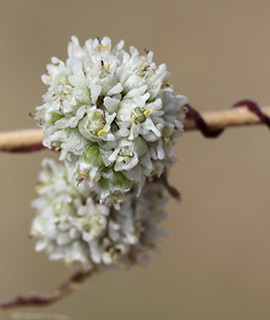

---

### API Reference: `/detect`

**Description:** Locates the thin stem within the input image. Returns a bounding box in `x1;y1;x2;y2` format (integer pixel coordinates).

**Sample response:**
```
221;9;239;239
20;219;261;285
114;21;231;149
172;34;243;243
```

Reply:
0;104;270;152
159;170;181;200
0;309;72;320
185;106;270;131
0;269;95;309
0;129;44;152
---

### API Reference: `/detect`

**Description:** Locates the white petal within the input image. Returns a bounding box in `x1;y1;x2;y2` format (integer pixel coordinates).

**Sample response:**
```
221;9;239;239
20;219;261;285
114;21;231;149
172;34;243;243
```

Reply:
107;82;123;95
104;97;120;114
90;83;102;104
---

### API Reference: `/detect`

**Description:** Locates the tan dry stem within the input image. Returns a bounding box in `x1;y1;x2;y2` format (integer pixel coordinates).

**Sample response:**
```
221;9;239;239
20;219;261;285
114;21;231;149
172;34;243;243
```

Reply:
184;106;270;130
0;107;270;151
0;129;43;151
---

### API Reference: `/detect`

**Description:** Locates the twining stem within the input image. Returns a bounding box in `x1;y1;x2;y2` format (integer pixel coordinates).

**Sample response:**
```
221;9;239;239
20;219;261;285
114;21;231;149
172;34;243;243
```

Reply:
0;269;95;309
0;105;270;152
184;106;270;130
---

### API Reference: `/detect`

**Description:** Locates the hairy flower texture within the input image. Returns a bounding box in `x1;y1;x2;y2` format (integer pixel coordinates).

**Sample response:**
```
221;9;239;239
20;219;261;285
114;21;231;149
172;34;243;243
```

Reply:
30;159;169;270
36;36;188;203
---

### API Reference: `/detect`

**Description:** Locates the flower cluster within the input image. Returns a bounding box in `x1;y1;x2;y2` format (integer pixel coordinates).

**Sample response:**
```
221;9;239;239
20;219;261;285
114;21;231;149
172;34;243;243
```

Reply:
31;159;168;270
36;36;187;203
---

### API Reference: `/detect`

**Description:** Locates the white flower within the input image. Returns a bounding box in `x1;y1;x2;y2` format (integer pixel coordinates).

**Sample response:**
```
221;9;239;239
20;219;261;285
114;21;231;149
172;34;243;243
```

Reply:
31;160;169;270
36;36;188;202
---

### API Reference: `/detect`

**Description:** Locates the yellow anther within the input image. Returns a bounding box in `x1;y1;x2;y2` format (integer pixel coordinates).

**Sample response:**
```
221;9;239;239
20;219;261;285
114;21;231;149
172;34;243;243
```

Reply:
98;129;105;135
162;128;168;135
116;156;124;163
98;44;107;51
76;169;79;173
148;69;154;76
106;64;111;71
103;124;111;133
144;109;151;116
131;114;137;122
35;185;42;192
35;184;47;192
139;62;148;70
80;171;87;176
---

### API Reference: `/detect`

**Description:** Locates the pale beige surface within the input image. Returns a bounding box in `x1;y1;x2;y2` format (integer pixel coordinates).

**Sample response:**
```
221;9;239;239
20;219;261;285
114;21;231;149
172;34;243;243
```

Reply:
2;106;270;152
0;1;270;319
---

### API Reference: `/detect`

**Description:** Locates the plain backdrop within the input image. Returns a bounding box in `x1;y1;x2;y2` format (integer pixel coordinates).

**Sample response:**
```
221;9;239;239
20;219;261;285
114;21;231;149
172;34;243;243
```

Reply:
0;1;270;319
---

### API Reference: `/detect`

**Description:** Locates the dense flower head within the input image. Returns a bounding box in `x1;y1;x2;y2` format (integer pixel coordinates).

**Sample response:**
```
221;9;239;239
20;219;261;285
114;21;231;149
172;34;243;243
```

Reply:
31;159;169;271
36;36;188;204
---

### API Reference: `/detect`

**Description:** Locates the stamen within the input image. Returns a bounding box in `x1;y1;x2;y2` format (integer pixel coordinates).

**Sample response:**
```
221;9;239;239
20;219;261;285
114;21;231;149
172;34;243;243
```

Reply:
162;128;168;135
98;44;107;51
34;184;47;192
116;156;124;163
143;65;150;72
139;62;148;70
77;177;85;186
103;124;111;133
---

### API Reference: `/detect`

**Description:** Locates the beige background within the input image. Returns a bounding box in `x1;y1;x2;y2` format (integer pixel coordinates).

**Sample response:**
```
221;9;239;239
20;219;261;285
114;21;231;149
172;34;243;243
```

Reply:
0;1;270;319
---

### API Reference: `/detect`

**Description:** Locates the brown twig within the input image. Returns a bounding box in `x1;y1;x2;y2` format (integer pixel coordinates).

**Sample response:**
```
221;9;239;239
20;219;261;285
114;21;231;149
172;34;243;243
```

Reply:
0;269;94;309
159;170;181;200
0;309;72;320
0;129;44;153
0;101;270;152
185;101;270;135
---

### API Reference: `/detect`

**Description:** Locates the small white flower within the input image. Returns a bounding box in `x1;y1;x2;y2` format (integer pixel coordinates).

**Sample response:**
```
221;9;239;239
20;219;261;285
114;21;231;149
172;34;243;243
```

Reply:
36;36;188;202
31;160;169;270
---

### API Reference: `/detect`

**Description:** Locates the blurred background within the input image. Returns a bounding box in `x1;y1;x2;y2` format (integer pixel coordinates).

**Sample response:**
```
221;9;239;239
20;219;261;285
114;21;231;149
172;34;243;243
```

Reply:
0;1;270;319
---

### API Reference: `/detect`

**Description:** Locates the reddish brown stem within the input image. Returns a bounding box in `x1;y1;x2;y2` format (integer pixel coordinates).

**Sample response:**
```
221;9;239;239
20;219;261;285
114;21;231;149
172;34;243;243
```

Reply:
0;100;269;154
185;99;270;138
0;270;94;309
7;144;45;153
